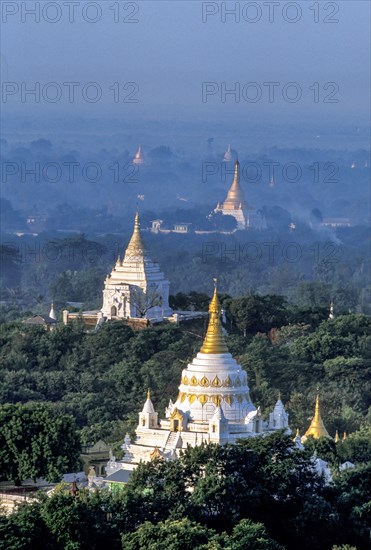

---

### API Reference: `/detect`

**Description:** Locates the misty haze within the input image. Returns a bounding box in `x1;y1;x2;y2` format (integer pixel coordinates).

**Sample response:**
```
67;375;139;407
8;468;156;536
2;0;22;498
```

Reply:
0;2;370;549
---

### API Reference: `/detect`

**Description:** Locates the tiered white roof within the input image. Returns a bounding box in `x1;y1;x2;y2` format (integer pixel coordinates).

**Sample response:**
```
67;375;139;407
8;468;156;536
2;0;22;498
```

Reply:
101;212;171;320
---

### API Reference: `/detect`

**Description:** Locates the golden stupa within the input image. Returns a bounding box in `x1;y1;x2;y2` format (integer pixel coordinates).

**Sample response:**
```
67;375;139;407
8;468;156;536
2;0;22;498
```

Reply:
200;279;229;354
124;211;147;259
221;159;248;210
302;394;331;440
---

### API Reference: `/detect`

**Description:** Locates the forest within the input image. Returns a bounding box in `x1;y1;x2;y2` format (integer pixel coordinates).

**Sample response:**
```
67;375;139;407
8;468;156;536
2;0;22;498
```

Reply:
1;208;370;317
0;271;370;550
1;433;370;550
0;297;369;453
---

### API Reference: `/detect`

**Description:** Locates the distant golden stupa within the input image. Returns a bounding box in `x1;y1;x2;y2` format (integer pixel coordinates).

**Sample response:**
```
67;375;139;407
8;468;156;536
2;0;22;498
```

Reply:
133;146;144;165
214;158;252;229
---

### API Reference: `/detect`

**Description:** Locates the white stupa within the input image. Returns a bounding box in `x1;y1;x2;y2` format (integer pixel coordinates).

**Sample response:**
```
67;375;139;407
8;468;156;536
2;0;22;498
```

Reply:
49;303;57;321
268;394;290;430
106;281;290;477
329;302;335;320
101;212;172;321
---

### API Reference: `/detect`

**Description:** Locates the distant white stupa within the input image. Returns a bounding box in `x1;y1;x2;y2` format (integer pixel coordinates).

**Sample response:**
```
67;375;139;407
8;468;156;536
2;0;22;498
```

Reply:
351;162;356;169
269;175;275;188
223;144;232;162
329;302;335;320
133;146;144;165
49;303;57;321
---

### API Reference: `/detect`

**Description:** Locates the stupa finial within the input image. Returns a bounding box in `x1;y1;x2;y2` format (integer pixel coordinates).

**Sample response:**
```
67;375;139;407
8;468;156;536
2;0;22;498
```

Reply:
200;281;229;354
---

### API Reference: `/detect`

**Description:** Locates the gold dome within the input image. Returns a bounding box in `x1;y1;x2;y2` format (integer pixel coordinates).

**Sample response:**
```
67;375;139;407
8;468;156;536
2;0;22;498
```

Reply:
200;281;229;354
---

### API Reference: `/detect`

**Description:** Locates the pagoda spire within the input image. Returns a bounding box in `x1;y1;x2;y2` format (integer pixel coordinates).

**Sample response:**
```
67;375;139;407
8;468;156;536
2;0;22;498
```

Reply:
233;157;239;184
124;211;147;259
303;392;330;440
133;145;144;165
222;158;247;209
49;303;57;321
141;388;155;414
200;279;229;354
224;144;232;162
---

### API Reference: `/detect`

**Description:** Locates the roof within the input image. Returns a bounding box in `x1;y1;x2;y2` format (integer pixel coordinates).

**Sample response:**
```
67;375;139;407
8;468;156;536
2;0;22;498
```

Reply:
273;399;285;412
23;315;57;325
81;440;110;454
105;469;132;483
142;397;155;414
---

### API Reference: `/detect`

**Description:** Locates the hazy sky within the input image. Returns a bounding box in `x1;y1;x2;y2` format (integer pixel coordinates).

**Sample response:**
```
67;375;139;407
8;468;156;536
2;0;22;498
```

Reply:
1;1;370;123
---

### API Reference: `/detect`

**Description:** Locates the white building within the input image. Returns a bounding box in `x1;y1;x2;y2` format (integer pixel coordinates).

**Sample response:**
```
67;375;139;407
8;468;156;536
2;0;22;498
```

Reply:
106;283;290;478
101;212;172;322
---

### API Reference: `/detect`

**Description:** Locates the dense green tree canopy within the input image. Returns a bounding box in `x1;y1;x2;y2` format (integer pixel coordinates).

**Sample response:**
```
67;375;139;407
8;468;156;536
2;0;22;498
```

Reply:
0;434;369;550
0;403;80;485
0;311;369;444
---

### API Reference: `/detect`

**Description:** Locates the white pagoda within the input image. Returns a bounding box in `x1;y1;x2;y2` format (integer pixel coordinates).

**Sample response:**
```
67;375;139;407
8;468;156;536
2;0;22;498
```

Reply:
49;303;57;321
101;212;172;321
106;281;290;477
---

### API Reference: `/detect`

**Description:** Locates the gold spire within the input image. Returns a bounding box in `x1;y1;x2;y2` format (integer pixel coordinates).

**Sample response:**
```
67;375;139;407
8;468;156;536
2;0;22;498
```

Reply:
200;279;229;354
334;430;339;443
222;159;247;209
124;211;147;259
147;388;151;400
343;431;347;441
304;393;330;439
